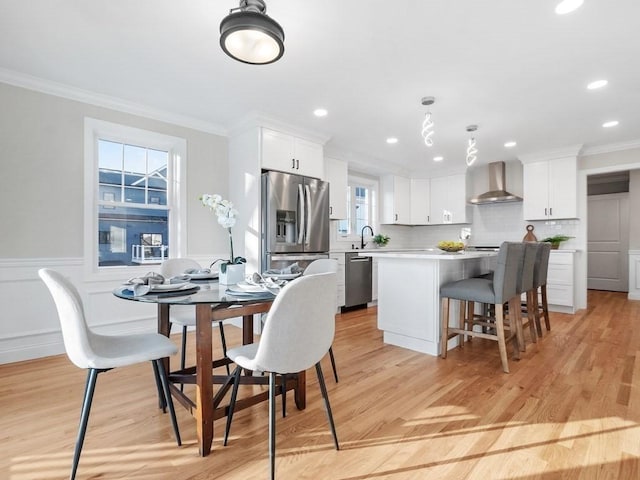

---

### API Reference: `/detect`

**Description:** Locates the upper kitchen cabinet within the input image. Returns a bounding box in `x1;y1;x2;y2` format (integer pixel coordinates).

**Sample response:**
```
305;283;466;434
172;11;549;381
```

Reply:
522;156;577;220
325;156;348;220
381;175;411;224
261;128;324;179
429;173;471;224
410;178;431;225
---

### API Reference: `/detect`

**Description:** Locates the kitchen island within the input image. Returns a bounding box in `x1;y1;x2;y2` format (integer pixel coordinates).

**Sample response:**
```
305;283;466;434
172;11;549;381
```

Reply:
358;249;497;356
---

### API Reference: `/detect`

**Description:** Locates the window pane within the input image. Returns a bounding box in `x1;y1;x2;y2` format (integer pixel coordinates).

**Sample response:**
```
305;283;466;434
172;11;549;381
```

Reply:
123;144;147;175
98;140;123;171
98;205;169;266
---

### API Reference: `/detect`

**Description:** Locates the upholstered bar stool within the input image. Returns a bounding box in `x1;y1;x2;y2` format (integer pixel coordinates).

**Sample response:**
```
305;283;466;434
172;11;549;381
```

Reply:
531;242;552;336
515;242;539;350
440;242;524;373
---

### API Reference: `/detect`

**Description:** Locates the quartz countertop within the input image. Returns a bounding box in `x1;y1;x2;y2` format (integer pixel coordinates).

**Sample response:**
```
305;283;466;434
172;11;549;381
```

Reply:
357;249;497;260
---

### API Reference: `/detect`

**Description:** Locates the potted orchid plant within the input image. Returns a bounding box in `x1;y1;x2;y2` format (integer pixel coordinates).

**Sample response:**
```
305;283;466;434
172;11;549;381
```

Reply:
200;194;246;284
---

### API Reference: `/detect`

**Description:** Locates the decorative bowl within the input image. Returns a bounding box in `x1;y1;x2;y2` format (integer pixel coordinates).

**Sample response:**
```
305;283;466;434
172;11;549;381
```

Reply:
437;241;465;253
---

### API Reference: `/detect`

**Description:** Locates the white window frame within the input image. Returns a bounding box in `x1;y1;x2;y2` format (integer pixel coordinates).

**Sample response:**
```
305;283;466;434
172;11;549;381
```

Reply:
83;118;187;280
338;173;379;240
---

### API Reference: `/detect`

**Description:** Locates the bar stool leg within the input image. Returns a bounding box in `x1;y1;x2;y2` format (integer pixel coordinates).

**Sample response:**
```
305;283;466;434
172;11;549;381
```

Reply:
440;297;450;358
526;290;538;343
494;304;510;373
541;285;551;331
509;297;526;353
458;300;466;348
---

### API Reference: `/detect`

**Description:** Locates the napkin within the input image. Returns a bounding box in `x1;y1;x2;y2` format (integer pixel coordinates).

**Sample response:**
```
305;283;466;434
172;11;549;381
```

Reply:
123;272;164;296
263;262;302;275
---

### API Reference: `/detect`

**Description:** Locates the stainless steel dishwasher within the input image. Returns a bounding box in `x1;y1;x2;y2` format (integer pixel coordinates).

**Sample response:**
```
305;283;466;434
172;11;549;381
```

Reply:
344;252;372;309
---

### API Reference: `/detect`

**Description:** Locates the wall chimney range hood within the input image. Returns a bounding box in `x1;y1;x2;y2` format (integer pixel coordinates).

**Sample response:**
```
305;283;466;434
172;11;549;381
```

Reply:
469;161;522;205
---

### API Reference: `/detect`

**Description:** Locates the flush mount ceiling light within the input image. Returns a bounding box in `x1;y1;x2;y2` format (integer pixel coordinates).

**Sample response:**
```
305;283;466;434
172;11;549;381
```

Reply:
421;96;435;147
602;120;619;128
555;0;584;15
386;137;398;144
220;0;285;65
587;79;608;90
313;108;328;117
465;125;478;167
504;141;517;148
433;156;444;162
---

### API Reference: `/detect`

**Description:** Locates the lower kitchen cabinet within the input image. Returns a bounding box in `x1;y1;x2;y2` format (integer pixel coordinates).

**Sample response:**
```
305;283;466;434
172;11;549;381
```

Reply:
329;252;346;309
546;251;575;313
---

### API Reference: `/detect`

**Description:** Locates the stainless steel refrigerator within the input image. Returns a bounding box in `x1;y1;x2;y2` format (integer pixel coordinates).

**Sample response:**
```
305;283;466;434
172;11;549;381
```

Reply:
261;170;330;272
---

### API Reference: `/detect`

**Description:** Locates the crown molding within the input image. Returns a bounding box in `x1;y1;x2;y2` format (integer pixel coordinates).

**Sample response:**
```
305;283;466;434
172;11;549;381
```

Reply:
581;139;640;157
228;111;331;145
0;68;228;136
518;144;584;164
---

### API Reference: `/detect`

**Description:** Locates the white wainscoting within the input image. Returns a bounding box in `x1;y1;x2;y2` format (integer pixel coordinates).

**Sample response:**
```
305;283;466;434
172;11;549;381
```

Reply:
0;256;216;365
629;251;640;301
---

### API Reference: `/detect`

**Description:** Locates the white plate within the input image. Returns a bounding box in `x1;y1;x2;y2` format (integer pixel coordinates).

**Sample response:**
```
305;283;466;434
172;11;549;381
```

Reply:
184;272;219;280
263;272;302;280
149;283;198;293
229;282;267;293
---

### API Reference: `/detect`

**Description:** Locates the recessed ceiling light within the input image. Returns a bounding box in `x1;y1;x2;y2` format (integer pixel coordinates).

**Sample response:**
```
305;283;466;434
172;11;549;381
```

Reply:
555;0;584;15
386;137;398;144
602;120;619;128
433;156;443;162
587;79;608;90
313;108;328;117
504;141;517;148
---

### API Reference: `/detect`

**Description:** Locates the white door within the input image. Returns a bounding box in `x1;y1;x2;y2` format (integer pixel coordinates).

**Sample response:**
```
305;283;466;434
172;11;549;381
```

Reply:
587;193;629;291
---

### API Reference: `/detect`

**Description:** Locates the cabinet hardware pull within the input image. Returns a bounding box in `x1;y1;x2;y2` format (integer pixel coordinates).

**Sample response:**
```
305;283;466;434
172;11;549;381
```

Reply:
296;159;299;170
329;206;333;215
550;207;553;216
545;207;547;216
395;213;398;221
291;158;295;169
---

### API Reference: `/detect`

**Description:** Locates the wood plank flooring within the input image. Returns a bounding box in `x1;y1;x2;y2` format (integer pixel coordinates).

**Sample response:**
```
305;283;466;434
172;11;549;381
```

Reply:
1;290;639;479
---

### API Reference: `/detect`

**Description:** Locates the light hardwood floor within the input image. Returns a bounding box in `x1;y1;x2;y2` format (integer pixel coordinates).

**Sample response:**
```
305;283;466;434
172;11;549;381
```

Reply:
1;290;639;479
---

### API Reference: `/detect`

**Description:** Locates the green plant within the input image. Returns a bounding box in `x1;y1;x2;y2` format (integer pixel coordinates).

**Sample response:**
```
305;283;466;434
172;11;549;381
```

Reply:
541;234;573;244
373;234;390;246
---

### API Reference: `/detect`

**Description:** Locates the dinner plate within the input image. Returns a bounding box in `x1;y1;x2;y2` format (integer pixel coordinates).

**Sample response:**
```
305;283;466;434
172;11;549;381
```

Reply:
184;272;219;280
229;282;268;293
263;272;302;280
149;283;199;293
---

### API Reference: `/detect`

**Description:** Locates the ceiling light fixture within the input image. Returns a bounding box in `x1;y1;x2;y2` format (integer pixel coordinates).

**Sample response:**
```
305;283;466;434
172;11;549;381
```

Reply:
504;141;517;148
602;120;619;128
220;0;285;65
313;108;328;117
421;96;435;147
555;0;584;15
386;137;398;144
434;156;444;162
587;79;608;90
465;125;478;167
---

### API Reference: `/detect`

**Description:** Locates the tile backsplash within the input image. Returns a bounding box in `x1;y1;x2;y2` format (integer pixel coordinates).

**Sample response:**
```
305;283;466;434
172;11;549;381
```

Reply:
330;201;580;251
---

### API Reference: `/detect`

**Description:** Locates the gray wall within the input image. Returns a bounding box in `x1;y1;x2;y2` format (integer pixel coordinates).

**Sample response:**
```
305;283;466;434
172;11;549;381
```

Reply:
0;82;229;259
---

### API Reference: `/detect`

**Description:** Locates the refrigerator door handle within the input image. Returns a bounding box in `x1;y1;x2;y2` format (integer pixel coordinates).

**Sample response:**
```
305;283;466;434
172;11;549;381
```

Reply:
304;184;312;246
297;184;305;244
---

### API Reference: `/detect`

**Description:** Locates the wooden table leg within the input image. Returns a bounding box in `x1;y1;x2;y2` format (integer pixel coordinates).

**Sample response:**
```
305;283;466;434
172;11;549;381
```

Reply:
295;370;306;410
158;304;171;379
242;314;254;345
195;303;214;456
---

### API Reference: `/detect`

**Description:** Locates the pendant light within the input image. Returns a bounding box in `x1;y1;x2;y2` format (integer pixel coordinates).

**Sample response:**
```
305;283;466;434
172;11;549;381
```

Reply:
421;96;435;147
220;0;285;65
465;125;478;166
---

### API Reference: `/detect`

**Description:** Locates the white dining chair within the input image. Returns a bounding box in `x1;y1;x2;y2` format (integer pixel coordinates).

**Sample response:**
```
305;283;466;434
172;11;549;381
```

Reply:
38;268;181;480
160;258;230;375
303;258;340;382
223;272;340;480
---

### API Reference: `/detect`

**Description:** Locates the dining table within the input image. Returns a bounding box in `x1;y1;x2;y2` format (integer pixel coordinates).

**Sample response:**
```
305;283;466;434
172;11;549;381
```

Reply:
113;278;306;456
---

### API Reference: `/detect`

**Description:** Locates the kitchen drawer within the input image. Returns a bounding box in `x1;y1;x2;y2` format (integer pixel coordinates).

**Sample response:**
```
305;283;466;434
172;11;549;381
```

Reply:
546;284;573;307
547;263;573;285
549;251;573;265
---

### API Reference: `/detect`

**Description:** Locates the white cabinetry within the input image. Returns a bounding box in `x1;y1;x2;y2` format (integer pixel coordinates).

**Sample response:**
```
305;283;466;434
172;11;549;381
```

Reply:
261;128;324;179
429;174;471;224
330;252;346;309
381;175;411;224
546;251;575;313
325;157;348;220
410;178;431;225
523;157;577;220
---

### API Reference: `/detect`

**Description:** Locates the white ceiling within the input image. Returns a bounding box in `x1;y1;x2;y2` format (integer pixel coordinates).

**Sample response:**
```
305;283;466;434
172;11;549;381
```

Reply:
1;0;639;176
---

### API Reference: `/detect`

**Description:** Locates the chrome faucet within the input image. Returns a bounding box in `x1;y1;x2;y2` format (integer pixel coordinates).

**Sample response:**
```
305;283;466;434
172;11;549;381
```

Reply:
361;225;374;249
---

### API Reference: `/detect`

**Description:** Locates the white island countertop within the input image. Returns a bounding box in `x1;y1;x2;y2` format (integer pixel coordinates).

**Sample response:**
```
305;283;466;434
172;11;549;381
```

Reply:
358;249;498;260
